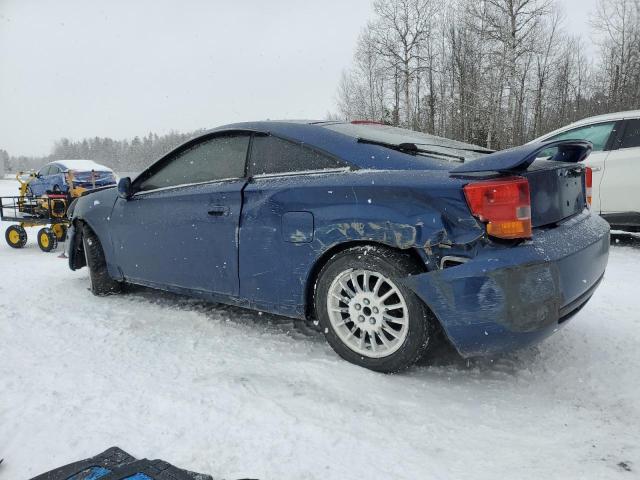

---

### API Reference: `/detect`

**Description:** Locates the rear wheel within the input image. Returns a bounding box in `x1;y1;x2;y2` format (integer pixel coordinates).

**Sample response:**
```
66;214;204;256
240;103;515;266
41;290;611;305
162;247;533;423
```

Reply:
314;245;432;373
5;225;27;248
37;227;58;252
82;225;121;295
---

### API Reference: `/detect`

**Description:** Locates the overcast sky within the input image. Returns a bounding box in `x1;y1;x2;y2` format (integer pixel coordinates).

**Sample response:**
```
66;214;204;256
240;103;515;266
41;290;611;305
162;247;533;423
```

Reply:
1;0;598;156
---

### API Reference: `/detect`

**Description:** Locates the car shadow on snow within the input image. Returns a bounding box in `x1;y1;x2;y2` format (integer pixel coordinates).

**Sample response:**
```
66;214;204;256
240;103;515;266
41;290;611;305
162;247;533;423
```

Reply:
116;283;541;376
120;283;327;344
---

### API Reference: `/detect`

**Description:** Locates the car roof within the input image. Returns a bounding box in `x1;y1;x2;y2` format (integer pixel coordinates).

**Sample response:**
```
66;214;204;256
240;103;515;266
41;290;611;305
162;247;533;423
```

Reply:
201;120;487;170
531;109;640;143
49;159;112;172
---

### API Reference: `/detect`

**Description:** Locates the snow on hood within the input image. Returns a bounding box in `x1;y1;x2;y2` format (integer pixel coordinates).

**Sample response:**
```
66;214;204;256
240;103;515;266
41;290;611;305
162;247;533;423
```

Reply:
53;159;113;172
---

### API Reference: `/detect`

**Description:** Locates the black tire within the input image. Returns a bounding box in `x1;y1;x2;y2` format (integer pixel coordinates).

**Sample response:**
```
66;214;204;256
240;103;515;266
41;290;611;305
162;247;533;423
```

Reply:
5;225;27;248
53;185;61;193
314;245;433;373
37;227;58;252
82;224;121;295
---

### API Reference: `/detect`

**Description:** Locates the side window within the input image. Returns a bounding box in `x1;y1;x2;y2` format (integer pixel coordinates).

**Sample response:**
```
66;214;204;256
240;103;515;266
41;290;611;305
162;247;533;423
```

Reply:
137;134;249;192
620;119;640;149
49;165;61;175
547;122;616;152
38;165;51;176
249;135;345;176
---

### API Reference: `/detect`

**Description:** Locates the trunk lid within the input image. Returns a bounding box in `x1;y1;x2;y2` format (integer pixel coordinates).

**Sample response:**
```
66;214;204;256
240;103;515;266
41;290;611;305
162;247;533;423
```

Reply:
452;140;591;228
524;161;587;227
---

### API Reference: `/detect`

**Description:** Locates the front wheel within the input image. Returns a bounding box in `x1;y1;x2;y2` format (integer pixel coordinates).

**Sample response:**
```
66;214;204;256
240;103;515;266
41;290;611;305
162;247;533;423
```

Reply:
6;225;27;248
37;227;58;252
314;245;432;373
82;225;122;296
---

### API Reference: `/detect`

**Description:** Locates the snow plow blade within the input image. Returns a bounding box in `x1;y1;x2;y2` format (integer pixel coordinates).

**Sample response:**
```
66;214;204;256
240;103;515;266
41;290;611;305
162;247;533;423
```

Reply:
29;447;215;480
451;139;592;174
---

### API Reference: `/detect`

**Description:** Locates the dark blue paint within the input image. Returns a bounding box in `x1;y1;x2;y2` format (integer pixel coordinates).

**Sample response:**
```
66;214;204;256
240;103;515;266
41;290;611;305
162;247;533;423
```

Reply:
29;171;68;195
68;121;609;358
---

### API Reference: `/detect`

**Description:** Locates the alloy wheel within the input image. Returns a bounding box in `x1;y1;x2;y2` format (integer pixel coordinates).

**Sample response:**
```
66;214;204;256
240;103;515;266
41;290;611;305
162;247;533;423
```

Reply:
326;269;409;358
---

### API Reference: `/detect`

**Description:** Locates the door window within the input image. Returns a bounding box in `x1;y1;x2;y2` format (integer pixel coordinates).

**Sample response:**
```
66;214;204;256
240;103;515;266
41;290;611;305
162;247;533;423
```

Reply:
137;134;249;192
38;165;52;176
248;135;345;176
620;119;640;149
547;122;616;151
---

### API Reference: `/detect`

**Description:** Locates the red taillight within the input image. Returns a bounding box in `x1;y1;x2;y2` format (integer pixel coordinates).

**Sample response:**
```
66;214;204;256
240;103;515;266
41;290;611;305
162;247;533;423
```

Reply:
585;167;593;207
463;177;532;240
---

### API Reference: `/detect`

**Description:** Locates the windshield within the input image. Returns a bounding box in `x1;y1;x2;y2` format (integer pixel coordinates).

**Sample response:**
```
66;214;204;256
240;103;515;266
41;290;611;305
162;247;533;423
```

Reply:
322;122;492;162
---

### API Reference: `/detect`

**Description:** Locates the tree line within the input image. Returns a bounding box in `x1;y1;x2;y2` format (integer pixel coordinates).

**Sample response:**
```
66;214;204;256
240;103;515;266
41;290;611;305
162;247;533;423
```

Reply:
4;130;205;174
335;0;640;149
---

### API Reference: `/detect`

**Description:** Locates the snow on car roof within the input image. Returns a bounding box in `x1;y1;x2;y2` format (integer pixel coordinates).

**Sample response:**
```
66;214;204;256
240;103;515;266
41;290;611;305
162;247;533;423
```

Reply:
51;159;113;172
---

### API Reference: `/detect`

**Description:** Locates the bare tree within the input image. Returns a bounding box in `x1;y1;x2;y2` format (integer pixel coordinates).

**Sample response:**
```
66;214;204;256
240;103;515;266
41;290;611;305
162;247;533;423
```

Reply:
335;0;640;149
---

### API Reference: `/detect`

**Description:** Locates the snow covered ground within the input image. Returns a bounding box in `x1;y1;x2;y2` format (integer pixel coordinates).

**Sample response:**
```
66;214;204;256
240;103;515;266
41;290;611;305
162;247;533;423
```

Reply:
0;178;638;480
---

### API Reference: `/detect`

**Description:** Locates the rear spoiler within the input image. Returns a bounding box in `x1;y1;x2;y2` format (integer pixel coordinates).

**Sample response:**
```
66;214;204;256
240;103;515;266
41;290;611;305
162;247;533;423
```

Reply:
451;140;592;174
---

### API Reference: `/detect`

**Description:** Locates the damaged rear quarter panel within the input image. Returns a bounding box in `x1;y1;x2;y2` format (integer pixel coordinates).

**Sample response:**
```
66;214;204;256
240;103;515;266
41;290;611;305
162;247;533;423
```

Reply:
239;169;483;316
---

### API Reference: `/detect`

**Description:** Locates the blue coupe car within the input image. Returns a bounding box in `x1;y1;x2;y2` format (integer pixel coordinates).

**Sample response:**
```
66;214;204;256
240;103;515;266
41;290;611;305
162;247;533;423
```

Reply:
28;159;116;196
66;121;609;372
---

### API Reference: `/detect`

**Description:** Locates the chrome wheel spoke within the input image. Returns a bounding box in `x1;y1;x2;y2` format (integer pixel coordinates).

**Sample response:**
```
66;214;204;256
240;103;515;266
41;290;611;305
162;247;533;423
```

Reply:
330;292;350;304
349;272;362;293
369;332;378;352
330;306;349;314
379;289;395;302
362;271;370;292
359;332;367;350
384;303;404;312
383;314;406;325
372;277;382;295
339;279;356;298
378;331;392;348
381;321;401;338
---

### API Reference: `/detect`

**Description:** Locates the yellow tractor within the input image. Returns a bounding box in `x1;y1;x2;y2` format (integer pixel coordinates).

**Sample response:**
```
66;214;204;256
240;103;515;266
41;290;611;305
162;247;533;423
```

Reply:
2;172;71;252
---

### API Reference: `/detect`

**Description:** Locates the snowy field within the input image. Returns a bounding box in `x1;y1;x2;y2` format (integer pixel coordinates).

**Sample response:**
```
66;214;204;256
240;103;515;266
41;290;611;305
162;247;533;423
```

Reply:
0;178;638;480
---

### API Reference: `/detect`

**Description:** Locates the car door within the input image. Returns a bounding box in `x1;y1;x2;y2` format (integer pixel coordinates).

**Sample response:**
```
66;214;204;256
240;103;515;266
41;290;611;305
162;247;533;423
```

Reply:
109;132;250;295
239;133;349;313
600;118;640;215
30;165;51;195
542;121;619;214
47;164;66;192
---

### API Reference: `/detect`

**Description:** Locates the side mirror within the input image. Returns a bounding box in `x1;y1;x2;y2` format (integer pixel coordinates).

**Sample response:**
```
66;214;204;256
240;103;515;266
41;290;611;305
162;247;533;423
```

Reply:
118;177;133;199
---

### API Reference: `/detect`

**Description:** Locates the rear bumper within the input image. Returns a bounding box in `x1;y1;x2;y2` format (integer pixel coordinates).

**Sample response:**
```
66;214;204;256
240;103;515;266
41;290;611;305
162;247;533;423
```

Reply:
403;211;610;357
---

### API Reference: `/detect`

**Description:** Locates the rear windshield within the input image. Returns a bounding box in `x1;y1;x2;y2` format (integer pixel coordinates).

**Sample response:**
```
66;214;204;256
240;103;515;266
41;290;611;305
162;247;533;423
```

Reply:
322;123;491;161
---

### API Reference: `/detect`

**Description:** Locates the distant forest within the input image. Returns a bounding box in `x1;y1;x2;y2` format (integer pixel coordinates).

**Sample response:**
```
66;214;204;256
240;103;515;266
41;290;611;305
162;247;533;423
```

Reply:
336;0;640;149
1;130;206;174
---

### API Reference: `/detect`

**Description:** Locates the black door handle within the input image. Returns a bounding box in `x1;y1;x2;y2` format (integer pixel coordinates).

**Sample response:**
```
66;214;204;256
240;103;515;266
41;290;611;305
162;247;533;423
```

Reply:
208;206;229;216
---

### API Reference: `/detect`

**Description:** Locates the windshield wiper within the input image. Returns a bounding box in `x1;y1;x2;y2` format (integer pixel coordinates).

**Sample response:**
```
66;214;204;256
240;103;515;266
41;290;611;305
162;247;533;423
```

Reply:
357;138;466;162
414;142;495;154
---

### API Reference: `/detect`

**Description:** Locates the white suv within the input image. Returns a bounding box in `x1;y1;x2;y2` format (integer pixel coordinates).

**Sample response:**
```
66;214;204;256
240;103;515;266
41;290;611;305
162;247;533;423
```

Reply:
530;110;640;231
